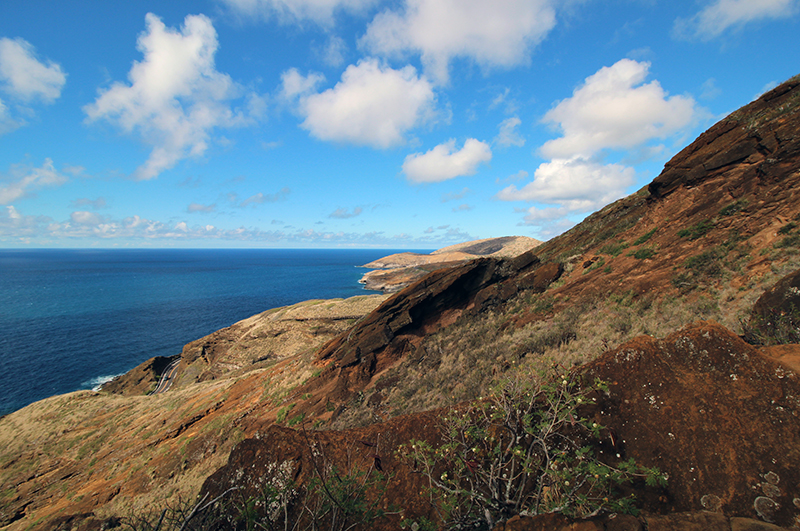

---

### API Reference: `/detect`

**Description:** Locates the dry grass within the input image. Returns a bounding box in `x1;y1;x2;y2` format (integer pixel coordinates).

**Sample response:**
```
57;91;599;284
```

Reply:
329;250;800;430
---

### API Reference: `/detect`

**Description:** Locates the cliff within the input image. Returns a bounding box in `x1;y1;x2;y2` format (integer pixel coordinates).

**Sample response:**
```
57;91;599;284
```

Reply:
2;75;800;530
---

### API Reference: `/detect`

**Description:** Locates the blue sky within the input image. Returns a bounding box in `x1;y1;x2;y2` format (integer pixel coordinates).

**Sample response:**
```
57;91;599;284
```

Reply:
1;0;798;249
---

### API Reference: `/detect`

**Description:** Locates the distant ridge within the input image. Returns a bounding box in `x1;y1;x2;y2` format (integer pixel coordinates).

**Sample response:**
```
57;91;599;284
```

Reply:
359;235;541;292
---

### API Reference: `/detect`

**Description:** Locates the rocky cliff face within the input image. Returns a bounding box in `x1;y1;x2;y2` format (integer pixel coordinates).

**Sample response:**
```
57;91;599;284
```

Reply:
2;75;800;530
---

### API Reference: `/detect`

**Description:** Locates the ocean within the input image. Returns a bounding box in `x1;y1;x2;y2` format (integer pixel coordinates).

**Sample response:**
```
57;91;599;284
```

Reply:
0;248;417;415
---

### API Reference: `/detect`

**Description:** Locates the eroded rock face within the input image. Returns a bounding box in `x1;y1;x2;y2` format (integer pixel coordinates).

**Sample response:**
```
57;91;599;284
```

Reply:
101;355;176;395
306;253;562;409
649;76;800;199
581;321;800;527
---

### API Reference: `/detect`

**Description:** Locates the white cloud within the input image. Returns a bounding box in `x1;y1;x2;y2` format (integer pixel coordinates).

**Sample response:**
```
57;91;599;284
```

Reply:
495;116;525;147
497;157;635;212
280;68;325;100
0;158;67;204
674;0;798;40
84;13;262;180
292;59;436;148
70;211;104;225
361;0;556;84
0;38;66;135
318;36;347;67
403;138;491;183
329;206;363;218
187;202;216;213
0;38;66;102
541;59;698;159
239;187;291;206
219;0;378;26
0;98;19;135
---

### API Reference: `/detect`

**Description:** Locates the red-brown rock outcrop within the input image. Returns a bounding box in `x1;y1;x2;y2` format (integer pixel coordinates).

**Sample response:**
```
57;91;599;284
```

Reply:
582;321;800;527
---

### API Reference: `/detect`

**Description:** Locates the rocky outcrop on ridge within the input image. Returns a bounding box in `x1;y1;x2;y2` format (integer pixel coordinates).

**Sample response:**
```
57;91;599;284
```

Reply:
359;236;541;292
101;355;177;396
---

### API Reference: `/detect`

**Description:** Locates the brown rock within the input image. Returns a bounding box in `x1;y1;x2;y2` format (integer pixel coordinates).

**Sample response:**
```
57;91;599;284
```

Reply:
645;511;729;531
730;517;789;530
581;322;800;527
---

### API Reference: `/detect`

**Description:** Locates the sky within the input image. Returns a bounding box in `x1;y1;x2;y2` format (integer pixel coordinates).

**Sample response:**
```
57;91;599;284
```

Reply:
0;0;798;249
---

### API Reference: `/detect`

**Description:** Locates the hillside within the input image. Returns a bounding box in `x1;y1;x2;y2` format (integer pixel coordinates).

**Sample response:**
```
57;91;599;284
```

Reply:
1;75;800;530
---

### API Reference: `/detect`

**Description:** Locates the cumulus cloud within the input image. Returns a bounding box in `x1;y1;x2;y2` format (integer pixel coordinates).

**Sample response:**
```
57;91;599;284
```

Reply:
329;206;363;218
71;211;104;225
674;0;798;40
0;38;66;102
360;0;556;83
0;158;67;205
219;0;378;26
0;38;66;135
403;138;491;183
541;59;698;160
84;13;263;180
280;68;325;100
495;116;525;147
286;59;436;148
497;157;635;212
498;59;700;230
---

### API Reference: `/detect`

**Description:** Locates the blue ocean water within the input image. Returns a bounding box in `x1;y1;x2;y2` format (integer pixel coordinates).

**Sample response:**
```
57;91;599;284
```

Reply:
0;248;416;415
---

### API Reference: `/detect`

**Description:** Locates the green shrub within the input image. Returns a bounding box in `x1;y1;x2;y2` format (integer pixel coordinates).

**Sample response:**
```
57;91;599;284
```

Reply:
287;412;306;427
742;306;800;346
629;248;656;260
677;219;714;240
633;228;657;245
599;240;629;257
776;232;800;248
399;370;666;529
277;403;295;424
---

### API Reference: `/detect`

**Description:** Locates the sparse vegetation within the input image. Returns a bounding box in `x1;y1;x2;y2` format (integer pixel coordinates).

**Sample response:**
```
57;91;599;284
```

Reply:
399;370;666;529
633;228;657;245
677;219;714;240
719;198;748;217
277;403;295;424
629;248;656;260
599;240;629;257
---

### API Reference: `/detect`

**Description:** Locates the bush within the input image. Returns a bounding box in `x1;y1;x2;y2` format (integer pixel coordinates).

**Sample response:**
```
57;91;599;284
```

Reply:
399;370;666;529
599;241;629;257
677;219;714;240
742;306;800;346
633;228;657;246
628;248;655;260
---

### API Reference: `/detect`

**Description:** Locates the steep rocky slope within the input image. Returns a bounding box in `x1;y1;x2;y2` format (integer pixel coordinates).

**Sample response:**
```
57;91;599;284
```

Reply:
1;75;800;530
